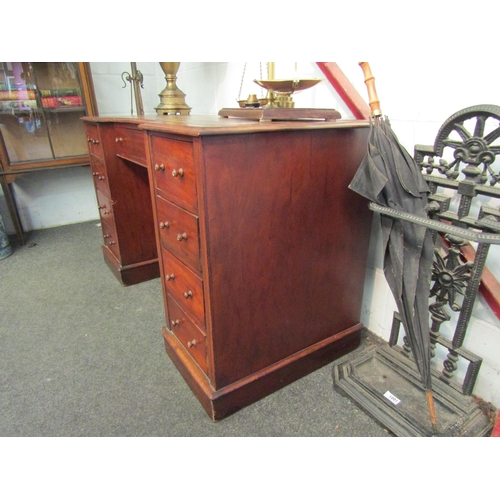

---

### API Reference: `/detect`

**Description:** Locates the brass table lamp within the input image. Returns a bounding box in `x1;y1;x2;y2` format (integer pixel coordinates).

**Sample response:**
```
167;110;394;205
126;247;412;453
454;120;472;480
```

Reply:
155;62;191;115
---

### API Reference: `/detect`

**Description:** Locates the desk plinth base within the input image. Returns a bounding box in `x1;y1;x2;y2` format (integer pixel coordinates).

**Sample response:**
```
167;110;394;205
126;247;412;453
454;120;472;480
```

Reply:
102;246;160;286
333;343;494;437
163;324;363;421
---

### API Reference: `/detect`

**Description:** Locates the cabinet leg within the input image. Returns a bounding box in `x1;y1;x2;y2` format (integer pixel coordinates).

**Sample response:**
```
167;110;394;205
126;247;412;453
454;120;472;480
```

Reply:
0;175;25;245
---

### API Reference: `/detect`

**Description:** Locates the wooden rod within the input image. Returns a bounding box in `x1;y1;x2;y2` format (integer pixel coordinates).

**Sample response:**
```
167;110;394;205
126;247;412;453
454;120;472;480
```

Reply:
358;62;382;117
426;390;438;434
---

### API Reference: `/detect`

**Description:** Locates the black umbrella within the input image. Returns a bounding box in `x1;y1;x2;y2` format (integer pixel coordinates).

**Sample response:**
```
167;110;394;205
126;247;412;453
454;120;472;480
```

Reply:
349;62;437;433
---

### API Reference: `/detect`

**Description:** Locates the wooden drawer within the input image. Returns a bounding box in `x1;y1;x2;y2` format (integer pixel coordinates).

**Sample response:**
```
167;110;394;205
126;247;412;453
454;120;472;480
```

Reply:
90;156;110;197
95;190;115;228
101;219;120;259
151;135;197;213
157;195;201;273
114;126;146;166
162;247;205;328
85;123;104;160
167;294;208;374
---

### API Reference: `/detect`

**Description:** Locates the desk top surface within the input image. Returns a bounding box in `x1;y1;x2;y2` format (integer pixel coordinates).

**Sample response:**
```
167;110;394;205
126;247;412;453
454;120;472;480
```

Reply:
82;113;369;137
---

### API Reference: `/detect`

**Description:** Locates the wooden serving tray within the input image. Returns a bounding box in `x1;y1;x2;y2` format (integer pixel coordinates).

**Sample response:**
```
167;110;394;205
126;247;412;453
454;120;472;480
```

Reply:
218;107;341;121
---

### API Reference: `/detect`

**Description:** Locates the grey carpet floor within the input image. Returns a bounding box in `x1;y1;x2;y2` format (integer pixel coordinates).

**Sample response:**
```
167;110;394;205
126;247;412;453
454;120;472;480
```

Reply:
0;220;390;437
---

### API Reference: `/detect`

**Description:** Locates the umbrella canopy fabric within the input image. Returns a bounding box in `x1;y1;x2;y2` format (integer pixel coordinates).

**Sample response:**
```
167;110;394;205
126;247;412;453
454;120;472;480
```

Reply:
349;117;435;391
348;63;437;432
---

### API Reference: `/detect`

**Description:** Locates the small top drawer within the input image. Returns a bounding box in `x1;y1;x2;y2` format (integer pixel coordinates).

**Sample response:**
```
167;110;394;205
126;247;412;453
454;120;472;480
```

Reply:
151;135;197;213
114;126;147;166
85;123;104;160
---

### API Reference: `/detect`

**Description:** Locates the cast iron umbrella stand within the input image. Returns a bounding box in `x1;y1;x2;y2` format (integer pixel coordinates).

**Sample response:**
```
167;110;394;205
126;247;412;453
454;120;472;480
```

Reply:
333;65;499;437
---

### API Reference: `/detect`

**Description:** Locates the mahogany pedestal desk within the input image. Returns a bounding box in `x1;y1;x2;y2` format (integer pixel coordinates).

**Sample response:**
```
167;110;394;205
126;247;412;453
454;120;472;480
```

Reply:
139;115;372;420
83;114;371;419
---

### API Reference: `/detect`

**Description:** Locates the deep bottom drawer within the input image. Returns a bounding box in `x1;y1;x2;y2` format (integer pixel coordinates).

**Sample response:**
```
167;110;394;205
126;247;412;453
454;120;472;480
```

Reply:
167;294;208;375
101;219;120;260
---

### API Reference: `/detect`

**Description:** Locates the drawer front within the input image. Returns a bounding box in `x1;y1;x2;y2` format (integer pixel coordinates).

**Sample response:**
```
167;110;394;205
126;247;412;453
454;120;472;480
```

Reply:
85;123;104;160
157;195;201;273
90;157;110;197
151;136;197;213
162;247;205;328
95;190;115;228
168;294;207;374
115;126;146;166
101;219;120;259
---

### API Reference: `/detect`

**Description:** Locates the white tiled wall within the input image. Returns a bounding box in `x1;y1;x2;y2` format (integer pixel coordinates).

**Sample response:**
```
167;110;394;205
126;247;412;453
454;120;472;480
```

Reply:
1;61;499;407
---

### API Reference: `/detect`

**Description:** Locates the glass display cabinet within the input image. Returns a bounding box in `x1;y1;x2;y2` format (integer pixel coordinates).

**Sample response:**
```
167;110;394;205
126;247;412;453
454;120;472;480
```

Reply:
0;62;98;243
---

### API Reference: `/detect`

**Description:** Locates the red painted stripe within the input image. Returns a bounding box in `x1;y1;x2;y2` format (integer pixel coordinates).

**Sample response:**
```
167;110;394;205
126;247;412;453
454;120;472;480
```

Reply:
316;62;371;120
491;411;500;436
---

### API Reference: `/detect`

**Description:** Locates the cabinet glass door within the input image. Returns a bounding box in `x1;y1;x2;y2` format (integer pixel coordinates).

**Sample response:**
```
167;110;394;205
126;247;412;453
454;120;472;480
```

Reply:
0;62;89;164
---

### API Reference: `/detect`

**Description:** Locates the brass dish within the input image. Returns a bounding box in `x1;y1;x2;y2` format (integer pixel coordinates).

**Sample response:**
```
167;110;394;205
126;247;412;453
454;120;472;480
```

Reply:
237;98;269;108
253;78;322;93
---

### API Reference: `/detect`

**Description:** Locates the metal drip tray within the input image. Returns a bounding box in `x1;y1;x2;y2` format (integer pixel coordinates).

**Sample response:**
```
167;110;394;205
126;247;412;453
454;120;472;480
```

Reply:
333;343;493;437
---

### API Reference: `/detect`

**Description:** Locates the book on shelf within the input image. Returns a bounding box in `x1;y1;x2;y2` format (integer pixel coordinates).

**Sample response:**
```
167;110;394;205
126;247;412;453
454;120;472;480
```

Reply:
39;88;81;97
41;96;83;108
0;90;36;100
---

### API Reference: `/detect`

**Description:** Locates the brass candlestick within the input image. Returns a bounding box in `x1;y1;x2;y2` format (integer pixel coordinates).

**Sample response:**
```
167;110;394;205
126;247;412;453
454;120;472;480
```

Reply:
155;62;191;115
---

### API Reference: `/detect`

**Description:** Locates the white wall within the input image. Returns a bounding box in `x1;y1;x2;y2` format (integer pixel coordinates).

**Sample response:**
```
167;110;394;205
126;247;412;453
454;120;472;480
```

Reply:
1;61;499;407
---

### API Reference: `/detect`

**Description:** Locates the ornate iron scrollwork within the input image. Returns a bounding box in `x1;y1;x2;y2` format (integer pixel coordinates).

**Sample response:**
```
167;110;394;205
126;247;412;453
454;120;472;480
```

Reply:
390;105;500;395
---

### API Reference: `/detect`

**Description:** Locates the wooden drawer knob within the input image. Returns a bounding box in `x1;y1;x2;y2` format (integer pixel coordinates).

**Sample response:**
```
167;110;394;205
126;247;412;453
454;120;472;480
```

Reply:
159;221;170;229
172;168;184;177
171;319;180;328
165;273;175;281
187;339;197;348
183;290;193;299
115;137;123;143
154;163;165;171
177;232;188;241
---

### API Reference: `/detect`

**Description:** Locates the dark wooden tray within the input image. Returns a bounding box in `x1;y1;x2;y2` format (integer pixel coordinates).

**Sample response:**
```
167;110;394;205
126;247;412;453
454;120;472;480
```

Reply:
218;107;341;121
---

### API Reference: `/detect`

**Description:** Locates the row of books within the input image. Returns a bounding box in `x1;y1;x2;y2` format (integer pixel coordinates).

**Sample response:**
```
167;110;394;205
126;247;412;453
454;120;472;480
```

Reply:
0;88;81;101
1;95;83;110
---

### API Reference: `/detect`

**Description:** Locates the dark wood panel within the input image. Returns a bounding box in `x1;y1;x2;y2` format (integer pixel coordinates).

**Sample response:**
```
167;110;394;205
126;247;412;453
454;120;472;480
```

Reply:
201;128;371;388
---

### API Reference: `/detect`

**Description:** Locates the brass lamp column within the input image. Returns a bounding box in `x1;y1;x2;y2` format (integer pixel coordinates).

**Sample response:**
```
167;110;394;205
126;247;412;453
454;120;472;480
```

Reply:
155;62;191;115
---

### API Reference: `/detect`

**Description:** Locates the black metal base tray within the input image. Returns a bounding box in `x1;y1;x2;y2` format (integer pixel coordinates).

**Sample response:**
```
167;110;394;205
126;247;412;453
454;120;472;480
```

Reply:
333;343;493;437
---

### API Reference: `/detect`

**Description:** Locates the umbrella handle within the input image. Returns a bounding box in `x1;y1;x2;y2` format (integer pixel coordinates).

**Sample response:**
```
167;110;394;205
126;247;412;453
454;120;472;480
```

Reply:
359;62;382;117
